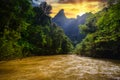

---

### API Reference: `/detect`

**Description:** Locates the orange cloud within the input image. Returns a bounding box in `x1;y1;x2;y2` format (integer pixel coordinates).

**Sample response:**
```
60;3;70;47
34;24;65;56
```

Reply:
50;1;106;18
58;0;106;3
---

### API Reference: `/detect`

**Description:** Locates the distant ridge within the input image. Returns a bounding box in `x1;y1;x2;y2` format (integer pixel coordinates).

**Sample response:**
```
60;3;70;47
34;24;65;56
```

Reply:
52;9;92;45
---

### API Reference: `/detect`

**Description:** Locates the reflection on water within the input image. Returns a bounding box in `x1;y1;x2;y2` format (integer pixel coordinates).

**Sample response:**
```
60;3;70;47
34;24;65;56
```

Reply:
0;55;120;80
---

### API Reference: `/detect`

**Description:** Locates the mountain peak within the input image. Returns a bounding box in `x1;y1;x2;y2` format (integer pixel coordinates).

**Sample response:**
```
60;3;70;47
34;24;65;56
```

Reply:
52;12;92;44
54;9;66;18
59;9;64;14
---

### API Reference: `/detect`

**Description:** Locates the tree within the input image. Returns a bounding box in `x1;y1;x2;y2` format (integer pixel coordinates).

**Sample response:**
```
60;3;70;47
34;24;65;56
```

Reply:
0;0;33;60
40;2;52;15
75;2;120;59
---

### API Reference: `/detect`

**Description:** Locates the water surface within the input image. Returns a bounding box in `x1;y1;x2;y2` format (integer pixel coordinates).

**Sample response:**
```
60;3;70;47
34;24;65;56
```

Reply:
0;55;120;80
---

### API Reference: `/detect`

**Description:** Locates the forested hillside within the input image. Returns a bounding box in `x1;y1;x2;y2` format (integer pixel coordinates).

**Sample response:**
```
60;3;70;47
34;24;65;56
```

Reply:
0;0;73;60
75;0;120;59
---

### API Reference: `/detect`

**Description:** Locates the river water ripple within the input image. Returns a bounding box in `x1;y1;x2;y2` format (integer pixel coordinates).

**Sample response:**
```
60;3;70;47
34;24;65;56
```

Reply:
0;55;120;80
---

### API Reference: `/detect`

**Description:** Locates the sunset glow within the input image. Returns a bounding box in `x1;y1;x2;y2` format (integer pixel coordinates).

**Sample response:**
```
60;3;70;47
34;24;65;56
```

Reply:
33;0;107;18
50;2;105;18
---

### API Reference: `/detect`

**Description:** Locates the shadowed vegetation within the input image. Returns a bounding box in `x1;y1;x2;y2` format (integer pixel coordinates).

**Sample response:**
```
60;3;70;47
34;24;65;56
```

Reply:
0;1;73;60
75;0;120;59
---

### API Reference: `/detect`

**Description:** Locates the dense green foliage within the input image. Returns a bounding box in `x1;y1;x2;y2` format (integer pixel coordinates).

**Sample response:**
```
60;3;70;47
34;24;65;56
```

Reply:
0;1;73;60
75;1;120;59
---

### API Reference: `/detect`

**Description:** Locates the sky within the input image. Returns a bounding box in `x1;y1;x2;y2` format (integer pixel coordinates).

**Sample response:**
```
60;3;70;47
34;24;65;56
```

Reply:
33;0;107;18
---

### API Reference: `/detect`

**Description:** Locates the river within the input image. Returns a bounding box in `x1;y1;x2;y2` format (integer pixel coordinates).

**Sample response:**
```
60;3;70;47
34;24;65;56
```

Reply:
0;55;120;80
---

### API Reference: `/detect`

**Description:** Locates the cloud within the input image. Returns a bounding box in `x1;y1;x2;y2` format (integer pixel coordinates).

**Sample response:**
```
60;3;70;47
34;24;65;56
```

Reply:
33;0;107;4
33;0;107;5
32;0;58;4
50;2;104;18
58;0;107;3
32;0;107;18
32;0;45;4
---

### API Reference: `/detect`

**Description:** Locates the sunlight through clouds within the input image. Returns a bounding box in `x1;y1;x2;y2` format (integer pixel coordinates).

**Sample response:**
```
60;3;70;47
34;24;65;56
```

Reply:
50;2;105;18
32;0;107;18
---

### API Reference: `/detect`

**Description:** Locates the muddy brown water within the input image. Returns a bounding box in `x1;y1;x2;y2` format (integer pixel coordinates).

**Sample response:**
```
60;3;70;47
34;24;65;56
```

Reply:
0;55;120;80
